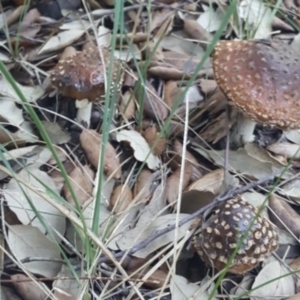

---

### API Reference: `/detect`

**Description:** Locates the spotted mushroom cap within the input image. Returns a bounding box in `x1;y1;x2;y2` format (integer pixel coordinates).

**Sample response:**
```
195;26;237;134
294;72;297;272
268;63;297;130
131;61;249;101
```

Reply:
50;46;124;101
192;197;278;275
212;39;300;130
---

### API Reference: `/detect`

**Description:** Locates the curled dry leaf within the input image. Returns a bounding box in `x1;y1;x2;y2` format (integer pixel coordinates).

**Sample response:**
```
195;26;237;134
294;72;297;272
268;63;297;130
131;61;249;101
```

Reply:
143;126;167;156
119;90;136;119
63;165;95;206
11;274;50;300
267;143;300;160
269;194;300;237
109;184;133;213
187;168;224;194
166;161;192;204
116;129;160;170
134;169;155;201
80;129;121;179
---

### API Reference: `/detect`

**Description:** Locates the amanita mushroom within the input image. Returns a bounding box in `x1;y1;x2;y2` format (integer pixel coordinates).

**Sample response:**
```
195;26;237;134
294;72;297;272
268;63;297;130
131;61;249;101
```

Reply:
50;46;124;101
212;39;300;147
191;197;278;274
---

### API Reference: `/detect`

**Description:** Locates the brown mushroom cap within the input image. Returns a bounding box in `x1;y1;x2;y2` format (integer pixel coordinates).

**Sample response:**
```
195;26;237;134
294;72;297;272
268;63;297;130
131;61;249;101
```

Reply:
50;46;124;101
192;197;278;274
212;39;300;130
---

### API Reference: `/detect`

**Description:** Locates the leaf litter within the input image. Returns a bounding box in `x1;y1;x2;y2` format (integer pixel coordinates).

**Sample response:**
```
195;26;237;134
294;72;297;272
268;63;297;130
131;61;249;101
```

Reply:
1;1;300;299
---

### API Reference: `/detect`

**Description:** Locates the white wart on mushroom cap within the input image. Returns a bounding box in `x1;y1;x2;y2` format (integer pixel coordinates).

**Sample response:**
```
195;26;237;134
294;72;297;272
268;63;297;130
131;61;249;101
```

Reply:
212;39;300;146
51;46;124;101
192;197;278;275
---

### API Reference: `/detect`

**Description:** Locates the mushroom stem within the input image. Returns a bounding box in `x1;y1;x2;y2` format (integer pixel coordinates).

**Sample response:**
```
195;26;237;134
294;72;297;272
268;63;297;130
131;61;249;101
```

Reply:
230;113;256;148
76;100;92;127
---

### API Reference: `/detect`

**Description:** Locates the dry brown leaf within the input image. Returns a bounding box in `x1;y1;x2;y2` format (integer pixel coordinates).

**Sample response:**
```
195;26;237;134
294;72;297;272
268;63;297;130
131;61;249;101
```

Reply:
80;129;121;179
151;8;174;34
164;50;206;72
171;274;214;300
116;32;149;44
143;126;167;156
284;294;300;300
38;29;85;54
148;66;196;81
272;15;294;31
166;161;192;204
52;265;81;300
250;261;294;299
119;90;136;119
143;40;164;61
133;169;155;201
109;184;133;213
108;213;193;258
183;18;212;50
281;178;300;201
163;80;180;108
267;142;300;160
115;255;152;271
11;274;50;300
193;143;292;180
172;139;203;181
290;256;300;271
49;160;74;193
129;269;168;289
136;81;168;121
8;225;62;277
169;120;185;136
231;275;254;297
4;5;27;27
187;169;224;194
269;194;300;237
63;165;95;206
10;8;41;48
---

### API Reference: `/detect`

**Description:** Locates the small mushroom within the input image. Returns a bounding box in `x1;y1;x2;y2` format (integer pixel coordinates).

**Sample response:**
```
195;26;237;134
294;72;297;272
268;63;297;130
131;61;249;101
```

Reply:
212;39;300;147
50;46;124;101
191;197;278;274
